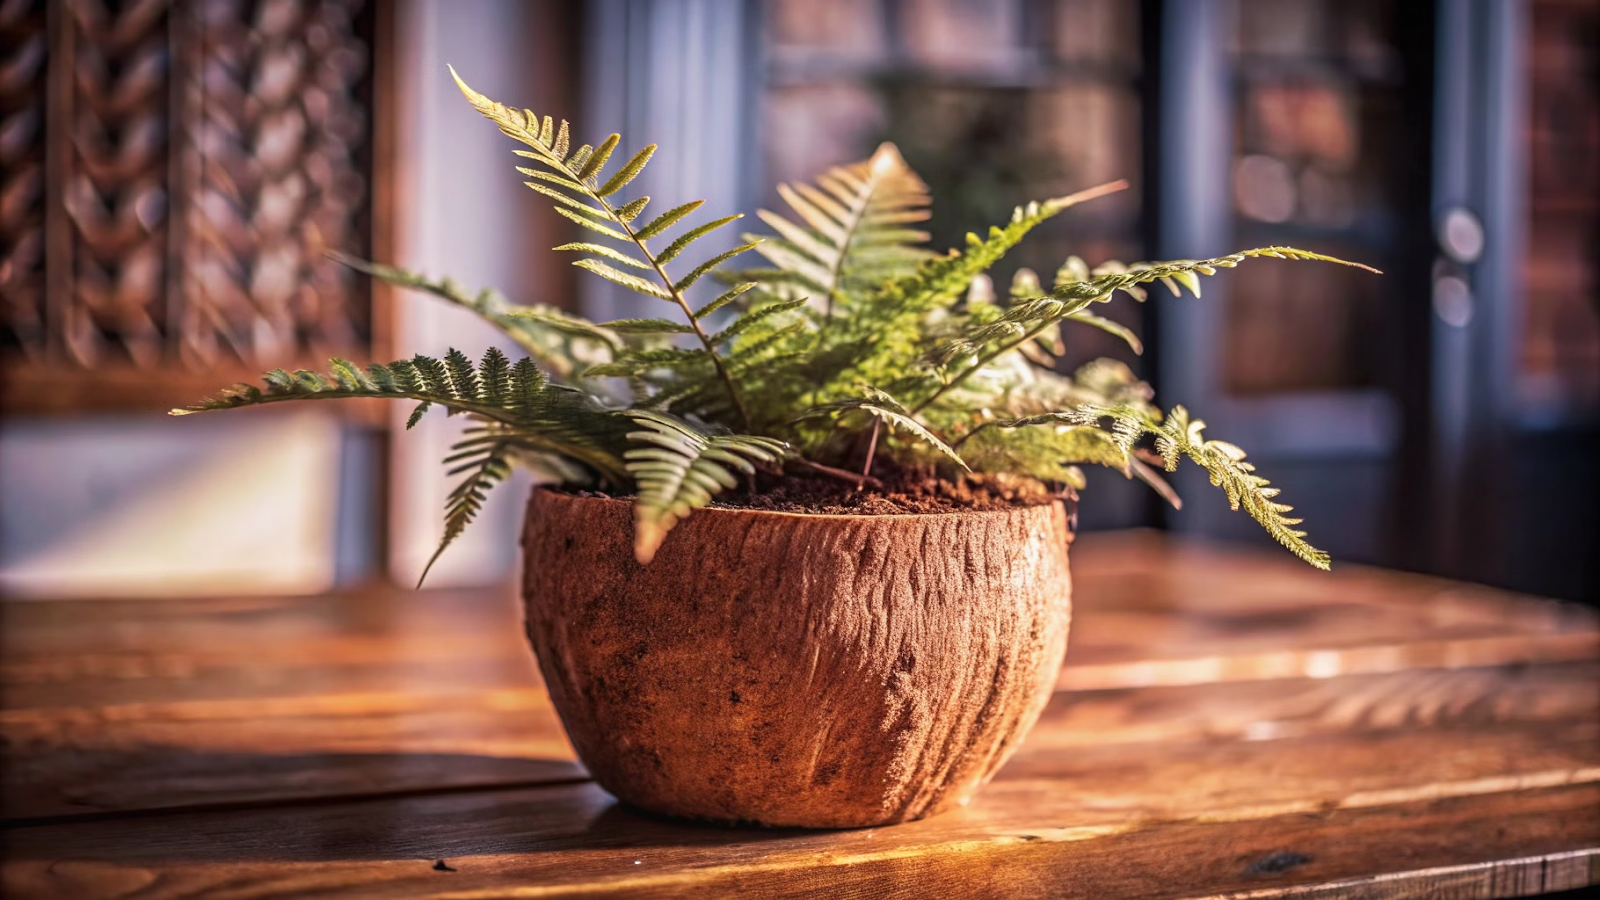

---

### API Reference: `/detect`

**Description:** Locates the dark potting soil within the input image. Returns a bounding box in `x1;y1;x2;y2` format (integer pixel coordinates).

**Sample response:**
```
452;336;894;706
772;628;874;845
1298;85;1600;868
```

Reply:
564;468;1063;516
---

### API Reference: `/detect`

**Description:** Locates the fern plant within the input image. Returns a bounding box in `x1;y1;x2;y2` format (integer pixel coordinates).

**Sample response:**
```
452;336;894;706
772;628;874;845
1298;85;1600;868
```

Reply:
174;68;1380;576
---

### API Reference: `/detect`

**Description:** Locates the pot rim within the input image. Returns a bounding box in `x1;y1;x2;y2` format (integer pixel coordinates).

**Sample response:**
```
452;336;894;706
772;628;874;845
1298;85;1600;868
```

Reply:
531;484;1072;524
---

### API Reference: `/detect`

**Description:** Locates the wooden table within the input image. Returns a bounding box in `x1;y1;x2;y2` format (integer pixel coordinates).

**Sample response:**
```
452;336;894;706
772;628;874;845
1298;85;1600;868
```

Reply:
3;531;1597;899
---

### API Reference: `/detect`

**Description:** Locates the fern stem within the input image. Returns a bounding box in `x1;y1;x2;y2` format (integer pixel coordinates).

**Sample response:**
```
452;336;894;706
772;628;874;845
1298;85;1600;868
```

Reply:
820;175;877;324
793;456;883;489
502;118;753;429
184;389;630;485
803;178;877;414
949;420;997;450
859;416;881;488
592;196;754;432
911;319;1056;416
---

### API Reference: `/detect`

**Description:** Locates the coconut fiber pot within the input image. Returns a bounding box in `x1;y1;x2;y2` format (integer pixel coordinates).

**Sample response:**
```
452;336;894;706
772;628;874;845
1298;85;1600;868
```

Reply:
520;488;1074;828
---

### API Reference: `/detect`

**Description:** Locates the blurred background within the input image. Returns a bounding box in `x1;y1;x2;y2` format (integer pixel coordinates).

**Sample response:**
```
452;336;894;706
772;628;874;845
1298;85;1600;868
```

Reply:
1;0;1596;602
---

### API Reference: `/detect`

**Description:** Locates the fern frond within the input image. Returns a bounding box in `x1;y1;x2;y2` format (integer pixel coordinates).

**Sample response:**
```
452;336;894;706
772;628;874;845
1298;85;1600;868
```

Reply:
795;387;969;472
451;66;758;429
872;181;1127;318
955;416;1131;484
1050;246;1380;307
1070;404;1330;569
329;253;617;380
918;244;1377;415
418;434;515;587
742;144;933;315
622;411;789;563
174;350;633;486
808;179;1131;408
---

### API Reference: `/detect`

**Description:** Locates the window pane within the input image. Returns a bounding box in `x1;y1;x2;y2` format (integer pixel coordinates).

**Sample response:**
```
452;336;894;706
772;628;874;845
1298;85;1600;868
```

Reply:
1049;0;1140;64
1523;0;1600;419
758;0;1145;371
765;0;885;60
1224;0;1404;394
900;0;1021;71
762;84;886;200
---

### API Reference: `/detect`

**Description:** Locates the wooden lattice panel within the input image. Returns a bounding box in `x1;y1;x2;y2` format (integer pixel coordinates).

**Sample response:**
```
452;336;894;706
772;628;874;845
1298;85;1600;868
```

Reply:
0;0;49;364
60;0;173;370
175;0;371;368
1;0;377;411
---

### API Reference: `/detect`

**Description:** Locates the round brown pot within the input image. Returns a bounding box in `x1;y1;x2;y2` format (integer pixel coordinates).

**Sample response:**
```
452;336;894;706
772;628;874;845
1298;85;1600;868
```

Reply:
519;488;1074;828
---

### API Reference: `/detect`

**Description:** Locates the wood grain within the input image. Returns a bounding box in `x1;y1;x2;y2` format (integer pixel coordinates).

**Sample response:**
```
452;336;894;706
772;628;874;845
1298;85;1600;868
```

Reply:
2;533;1597;898
1062;533;1600;689
4;533;1597;819
3;773;1596;898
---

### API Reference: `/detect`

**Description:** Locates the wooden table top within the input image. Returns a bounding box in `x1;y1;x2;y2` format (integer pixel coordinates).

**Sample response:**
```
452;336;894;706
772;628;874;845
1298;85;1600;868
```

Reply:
2;531;1597;899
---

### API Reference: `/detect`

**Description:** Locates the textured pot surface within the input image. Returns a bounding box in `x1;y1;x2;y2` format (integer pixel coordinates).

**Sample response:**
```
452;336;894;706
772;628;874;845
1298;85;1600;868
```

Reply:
520;489;1073;828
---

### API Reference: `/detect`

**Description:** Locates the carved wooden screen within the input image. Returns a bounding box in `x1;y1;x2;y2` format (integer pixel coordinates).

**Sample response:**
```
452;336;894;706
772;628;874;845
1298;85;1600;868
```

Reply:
0;0;381;413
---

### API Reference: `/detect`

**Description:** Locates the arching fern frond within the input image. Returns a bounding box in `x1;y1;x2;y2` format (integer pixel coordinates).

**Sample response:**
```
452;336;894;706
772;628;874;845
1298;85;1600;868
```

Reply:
818;180;1130;403
955;413;1129;465
329;253;618;382
740;143;933;314
917;246;1379;415
1053;246;1380;306
420;423;605;587
419;432;516;587
951;406;1184;505
622;411;789;564
173;349;632;486
450;66;757;429
1068;404;1330;570
875;180;1130;323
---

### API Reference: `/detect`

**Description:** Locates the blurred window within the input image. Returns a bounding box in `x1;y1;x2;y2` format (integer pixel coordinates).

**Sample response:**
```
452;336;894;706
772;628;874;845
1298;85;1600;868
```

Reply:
1224;0;1405;395
761;0;1146;371
1523;0;1600;422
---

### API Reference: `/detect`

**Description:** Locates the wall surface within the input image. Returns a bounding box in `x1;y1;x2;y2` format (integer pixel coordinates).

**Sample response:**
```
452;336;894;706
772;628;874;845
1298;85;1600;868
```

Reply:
384;0;577;588
0;412;351;598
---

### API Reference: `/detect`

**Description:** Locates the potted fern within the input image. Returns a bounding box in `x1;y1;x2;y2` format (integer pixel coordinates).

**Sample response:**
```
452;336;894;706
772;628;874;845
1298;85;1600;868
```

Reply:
174;70;1377;828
